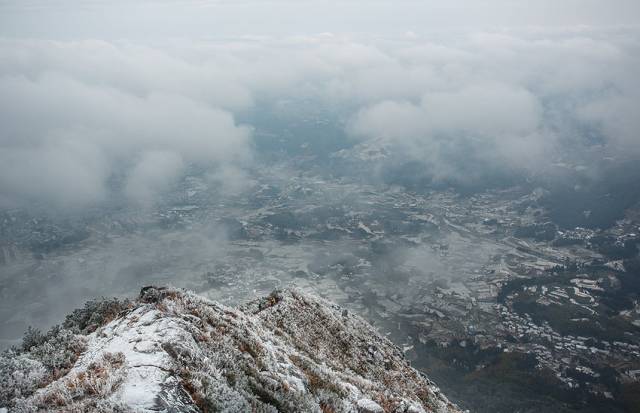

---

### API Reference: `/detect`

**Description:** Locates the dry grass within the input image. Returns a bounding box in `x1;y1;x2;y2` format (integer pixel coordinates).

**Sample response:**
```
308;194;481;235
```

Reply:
28;352;126;410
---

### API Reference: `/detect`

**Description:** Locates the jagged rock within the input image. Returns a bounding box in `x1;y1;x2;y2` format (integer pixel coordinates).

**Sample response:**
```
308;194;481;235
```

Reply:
1;287;462;413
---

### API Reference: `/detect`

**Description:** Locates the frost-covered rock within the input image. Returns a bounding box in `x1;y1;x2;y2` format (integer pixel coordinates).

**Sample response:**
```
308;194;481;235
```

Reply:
357;398;384;412
1;287;462;413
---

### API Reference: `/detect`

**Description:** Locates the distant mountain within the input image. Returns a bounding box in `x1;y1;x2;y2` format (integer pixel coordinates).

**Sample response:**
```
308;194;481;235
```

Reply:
0;286;461;413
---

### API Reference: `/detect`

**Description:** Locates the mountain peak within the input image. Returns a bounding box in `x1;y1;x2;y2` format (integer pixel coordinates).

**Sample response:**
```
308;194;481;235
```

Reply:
2;286;461;412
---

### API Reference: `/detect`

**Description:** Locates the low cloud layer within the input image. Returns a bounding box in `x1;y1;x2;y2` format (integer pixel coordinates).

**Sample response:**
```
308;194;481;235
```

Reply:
0;40;253;208
349;83;547;172
0;18;639;207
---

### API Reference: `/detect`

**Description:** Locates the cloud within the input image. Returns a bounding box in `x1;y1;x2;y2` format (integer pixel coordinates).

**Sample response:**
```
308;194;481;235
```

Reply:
0;138;109;208
577;93;640;155
125;151;185;205
348;83;542;142
422;84;541;135
0;24;639;206
0;39;253;111
348;83;550;179
337;28;640;184
0;41;253;208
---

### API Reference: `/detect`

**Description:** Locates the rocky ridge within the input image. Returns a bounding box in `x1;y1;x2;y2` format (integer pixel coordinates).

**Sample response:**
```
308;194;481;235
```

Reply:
1;286;461;413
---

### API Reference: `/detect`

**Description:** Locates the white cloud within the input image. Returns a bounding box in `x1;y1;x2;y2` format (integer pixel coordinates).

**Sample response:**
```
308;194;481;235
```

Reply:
0;24;638;205
339;28;639;181
0;42;252;208
422;84;541;136
349;83;548;174
0;139;109;208
125;151;185;205
578;94;640;154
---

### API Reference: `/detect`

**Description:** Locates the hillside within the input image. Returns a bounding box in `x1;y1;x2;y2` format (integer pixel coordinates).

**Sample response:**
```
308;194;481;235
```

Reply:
0;286;462;413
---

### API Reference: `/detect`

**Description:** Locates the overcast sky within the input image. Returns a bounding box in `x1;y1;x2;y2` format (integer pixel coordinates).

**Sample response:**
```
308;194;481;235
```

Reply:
1;0;639;39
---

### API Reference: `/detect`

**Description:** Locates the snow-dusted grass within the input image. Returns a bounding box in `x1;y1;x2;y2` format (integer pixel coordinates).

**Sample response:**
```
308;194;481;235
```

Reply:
12;352;127;412
1;286;461;413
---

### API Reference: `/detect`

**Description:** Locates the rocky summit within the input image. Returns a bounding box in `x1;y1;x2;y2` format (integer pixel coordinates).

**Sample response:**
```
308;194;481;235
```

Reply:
0;286;461;413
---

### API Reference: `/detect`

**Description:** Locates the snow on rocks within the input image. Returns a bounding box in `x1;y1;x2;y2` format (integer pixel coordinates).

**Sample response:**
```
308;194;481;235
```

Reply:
358;398;384;412
3;286;462;412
